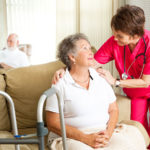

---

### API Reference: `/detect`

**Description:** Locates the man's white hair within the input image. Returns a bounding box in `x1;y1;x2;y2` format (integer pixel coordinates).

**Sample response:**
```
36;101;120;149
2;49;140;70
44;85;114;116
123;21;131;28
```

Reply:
8;33;19;41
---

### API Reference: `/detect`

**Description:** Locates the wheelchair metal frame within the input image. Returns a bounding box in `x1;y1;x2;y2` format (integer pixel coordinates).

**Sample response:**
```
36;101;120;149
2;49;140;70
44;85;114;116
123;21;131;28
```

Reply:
0;88;68;150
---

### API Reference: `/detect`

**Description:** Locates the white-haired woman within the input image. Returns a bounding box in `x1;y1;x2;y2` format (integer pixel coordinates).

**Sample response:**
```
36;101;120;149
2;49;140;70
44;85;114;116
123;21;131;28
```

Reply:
45;33;146;150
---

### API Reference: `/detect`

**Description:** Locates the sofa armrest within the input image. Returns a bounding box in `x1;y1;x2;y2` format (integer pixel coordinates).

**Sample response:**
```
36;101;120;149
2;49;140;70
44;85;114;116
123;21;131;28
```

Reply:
0;75;10;131
0;69;8;74
120;120;150;147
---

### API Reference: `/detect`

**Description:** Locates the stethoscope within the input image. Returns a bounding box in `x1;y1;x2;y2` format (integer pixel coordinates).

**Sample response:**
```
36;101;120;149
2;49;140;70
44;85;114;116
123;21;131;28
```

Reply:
122;37;147;80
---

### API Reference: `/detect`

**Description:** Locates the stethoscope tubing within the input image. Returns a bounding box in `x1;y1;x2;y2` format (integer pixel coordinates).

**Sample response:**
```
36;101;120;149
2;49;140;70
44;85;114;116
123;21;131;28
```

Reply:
123;37;147;76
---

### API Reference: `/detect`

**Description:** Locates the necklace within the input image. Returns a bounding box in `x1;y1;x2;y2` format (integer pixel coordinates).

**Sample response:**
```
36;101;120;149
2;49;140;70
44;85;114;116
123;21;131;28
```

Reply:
73;75;90;84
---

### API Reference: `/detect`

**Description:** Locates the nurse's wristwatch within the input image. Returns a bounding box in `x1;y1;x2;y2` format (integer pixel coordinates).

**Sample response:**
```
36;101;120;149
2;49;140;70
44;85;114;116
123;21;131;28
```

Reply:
114;79;120;87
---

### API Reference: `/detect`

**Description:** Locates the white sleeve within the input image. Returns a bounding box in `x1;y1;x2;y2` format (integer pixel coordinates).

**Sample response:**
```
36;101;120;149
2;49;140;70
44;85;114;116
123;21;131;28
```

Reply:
45;82;63;113
104;81;116;104
21;53;30;66
45;91;59;113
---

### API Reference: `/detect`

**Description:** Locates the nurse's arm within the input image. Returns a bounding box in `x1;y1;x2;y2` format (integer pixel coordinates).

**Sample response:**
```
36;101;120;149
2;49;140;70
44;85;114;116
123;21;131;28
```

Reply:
97;68;150;88
46;111;108;148
92;59;103;69
119;74;150;88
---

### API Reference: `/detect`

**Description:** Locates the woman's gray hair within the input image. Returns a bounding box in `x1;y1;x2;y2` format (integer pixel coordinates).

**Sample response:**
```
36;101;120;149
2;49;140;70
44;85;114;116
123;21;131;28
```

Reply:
57;33;90;70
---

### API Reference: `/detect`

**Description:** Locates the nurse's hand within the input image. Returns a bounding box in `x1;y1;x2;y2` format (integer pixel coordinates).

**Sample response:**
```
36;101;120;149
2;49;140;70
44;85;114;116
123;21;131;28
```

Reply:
52;68;66;84
96;68;116;85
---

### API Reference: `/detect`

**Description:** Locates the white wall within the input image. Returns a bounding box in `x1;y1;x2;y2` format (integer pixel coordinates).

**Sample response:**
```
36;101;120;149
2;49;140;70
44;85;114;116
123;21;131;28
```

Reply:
56;0;77;47
126;0;150;30
56;0;115;72
0;0;7;49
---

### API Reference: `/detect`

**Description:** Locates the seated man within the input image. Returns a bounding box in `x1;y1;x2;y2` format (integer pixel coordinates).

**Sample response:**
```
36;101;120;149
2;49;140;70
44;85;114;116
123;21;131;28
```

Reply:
0;33;29;69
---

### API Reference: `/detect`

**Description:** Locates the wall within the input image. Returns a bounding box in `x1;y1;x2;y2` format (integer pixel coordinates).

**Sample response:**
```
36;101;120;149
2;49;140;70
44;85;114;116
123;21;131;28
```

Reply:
56;0;116;73
0;0;7;49
126;0;150;30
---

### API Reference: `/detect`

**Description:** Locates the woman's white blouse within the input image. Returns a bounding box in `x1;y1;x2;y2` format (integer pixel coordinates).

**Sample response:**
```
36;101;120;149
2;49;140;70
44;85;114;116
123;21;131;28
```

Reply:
45;68;116;129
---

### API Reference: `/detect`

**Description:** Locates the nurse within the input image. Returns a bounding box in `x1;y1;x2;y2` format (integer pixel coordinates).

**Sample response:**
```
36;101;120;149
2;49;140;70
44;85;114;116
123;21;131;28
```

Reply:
94;5;150;135
52;5;150;136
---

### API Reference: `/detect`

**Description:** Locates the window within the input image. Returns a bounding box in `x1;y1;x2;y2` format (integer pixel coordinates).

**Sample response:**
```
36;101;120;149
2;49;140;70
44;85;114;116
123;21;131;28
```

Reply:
6;0;56;64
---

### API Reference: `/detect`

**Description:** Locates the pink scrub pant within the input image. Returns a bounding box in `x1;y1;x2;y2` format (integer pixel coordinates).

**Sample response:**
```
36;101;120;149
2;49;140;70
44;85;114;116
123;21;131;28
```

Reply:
131;98;150;136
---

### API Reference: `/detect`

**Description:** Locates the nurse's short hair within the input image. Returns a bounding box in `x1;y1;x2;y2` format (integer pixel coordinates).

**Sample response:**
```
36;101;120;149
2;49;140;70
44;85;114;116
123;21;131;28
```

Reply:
111;5;145;37
57;33;90;70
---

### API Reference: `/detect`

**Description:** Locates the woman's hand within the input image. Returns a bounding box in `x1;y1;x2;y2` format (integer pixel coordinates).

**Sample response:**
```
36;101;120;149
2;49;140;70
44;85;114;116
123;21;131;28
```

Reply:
52;68;65;84
84;131;110;148
96;68;116;85
98;130;112;141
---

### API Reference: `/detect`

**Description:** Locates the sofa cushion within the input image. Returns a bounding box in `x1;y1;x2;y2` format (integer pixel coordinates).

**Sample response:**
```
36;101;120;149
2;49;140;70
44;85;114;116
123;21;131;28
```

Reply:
0;131;15;150
0;75;10;131
18;128;49;150
4;61;65;129
0;69;7;75
0;130;49;150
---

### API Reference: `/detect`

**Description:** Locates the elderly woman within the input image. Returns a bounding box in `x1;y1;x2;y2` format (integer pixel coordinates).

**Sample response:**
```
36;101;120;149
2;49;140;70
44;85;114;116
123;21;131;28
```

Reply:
45;33;146;150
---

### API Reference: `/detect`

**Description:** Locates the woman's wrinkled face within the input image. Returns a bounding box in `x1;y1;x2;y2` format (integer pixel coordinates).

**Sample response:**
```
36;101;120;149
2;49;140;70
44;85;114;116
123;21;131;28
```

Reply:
74;39;94;67
112;29;133;46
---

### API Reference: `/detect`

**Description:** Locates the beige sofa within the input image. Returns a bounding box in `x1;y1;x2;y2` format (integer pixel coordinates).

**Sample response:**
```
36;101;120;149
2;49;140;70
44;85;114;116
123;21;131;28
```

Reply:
0;60;149;150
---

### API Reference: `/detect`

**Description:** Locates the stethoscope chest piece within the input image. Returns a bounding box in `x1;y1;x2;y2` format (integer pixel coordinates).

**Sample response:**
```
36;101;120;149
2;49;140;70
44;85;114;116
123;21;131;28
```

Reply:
122;72;128;80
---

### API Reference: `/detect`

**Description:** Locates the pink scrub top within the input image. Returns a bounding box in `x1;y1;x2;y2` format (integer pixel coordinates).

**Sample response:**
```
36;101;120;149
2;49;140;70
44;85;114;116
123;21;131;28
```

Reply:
94;29;150;99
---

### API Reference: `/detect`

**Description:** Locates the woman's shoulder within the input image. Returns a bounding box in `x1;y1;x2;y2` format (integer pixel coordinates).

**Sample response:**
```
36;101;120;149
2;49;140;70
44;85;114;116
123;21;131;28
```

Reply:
51;74;66;92
89;68;107;82
51;69;71;90
89;68;114;92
